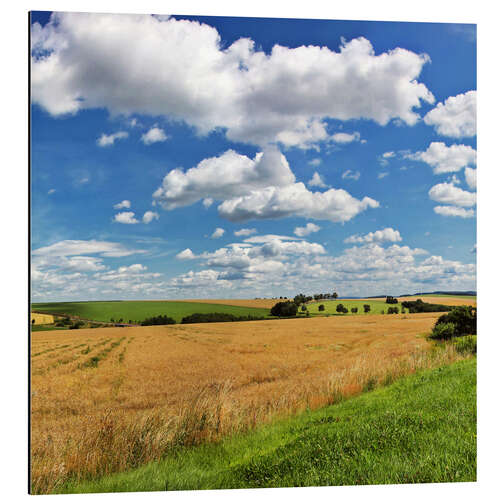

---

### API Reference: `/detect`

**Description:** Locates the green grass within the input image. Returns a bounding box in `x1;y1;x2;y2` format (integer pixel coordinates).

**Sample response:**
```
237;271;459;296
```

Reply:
305;299;402;316
56;358;476;493
31;301;271;324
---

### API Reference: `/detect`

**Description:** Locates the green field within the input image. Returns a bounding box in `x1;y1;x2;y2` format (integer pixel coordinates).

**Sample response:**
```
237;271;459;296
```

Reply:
305;299;402;316
57;358;476;493
31;301;271;324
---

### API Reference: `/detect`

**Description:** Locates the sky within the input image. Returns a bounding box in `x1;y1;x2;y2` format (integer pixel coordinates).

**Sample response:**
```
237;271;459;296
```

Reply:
30;11;477;301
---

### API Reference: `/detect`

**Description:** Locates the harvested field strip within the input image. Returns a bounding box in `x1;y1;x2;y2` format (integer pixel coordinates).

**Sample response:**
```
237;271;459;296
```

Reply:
79;337;126;369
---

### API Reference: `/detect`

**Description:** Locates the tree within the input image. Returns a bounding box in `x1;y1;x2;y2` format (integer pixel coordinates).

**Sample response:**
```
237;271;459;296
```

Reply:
301;305;307;312
332;292;338;300
351;307;358;314
270;301;298;317
385;296;398;304
363;304;371;314
318;304;325;311
336;303;348;313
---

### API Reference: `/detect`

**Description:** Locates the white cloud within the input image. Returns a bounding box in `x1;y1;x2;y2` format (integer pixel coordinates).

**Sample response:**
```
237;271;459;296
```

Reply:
424;90;476;137
465;167;477;190
234;228;257;237
202;198;213;208
32;239;143;258
433;206;475;218
331;132;360;144
118;263;147;274
448;174;461;185
377;172;389;179
176;248;197;260
243;234;300;244
97;131;128;147
344;227;402;244
428;182;476;207
294;223;321;237
141;126;169;145
113;200;131;209
31;13;434;149
382;151;395;158
47;189;56;195
308;158;322;167
408;142;476;174
113;211;139;224
211;227;225;239
153;146;295;210
308;172;328;188
142;211;159;224
342;170;361;181
218;182;379;223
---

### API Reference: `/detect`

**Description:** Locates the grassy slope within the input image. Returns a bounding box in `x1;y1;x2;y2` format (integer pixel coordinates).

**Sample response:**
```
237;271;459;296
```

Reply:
57;358;476;494
31;301;270;323
307;299;401;316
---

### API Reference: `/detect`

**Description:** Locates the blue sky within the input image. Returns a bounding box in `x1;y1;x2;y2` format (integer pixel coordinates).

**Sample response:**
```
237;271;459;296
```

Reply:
30;11;476;301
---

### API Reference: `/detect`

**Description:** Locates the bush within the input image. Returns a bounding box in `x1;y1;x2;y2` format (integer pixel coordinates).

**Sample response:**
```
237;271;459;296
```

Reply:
181;313;264;324
351;307;358;314
336;303;348;314
318;304;325;312
434;306;477;337
141;315;176;326
453;335;477;354
401;299;451;314
363;304;371;313
270;301;298;317
385;296;398;304
301;305;307;312
387;306;399;315
427;322;456;340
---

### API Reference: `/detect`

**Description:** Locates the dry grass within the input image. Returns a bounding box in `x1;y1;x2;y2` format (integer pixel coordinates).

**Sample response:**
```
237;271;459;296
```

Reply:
31;312;54;325
177;298;280;309
31;313;471;493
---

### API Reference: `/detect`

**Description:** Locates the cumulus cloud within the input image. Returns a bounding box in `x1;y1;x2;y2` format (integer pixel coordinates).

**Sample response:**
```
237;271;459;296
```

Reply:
428;182;476;207
342;170;361;181
176;248;197;260
202;198;213;208
407;142;476;174
113;200;131;209
383;151;395;159
142;211;159;224
465;167;477;190
344;227;402;244
377;172;389;179
424;90;476;137
234;228;257;237
153;146;295;210
331;132;360;144
433;206;475;218
113;211;139;224
308;172;328;188
97;131;128;147
141;126;169;145
32;239;143;258
294;223;321;237
31;13;434;149
218;183;379;223
308;158;322;167
211;227;225;239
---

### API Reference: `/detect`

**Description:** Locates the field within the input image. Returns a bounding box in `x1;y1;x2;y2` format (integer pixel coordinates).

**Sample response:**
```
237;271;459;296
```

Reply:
58;358;476;493
31;300;270;324
308;299;400;315
31;312;54;325
31;313;471;493
178;298;280;309
372;295;477;307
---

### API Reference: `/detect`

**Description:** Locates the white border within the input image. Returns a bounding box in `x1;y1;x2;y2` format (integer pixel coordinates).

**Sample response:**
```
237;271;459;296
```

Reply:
2;1;498;499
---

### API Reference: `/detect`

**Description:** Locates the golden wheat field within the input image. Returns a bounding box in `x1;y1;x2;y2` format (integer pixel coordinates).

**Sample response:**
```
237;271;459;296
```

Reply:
177;298;280;309
369;295;477;306
31;312;54;325
31;313;469;493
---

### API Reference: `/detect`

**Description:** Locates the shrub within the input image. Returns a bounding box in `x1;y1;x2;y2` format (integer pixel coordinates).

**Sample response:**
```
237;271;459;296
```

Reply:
427;322;456;340
318;304;325;312
336;304;348;314
434;306;477;337
141;315;176;326
387;306;399;315
401;300;451;314
181;313;265;324
351;307;358;314
363;304;371;313
385;296;398;304
301;305;307;312
453;335;477;354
